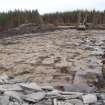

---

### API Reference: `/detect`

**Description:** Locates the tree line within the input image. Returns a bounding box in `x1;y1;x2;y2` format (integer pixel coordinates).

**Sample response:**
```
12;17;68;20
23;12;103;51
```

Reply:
43;10;105;26
0;10;43;30
0;9;105;30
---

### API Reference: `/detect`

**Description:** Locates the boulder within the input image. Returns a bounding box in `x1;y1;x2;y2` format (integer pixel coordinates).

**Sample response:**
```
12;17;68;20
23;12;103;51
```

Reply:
82;94;97;104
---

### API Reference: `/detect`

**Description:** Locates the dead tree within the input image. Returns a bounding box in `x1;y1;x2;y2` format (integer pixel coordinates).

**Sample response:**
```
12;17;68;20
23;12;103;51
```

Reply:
77;12;86;30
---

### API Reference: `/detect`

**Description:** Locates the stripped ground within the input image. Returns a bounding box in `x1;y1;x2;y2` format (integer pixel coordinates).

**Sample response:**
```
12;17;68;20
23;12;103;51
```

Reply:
0;29;105;87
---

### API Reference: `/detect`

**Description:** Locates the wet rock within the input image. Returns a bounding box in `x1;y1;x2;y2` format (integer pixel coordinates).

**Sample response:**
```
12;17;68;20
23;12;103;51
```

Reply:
82;94;97;104
23;92;45;103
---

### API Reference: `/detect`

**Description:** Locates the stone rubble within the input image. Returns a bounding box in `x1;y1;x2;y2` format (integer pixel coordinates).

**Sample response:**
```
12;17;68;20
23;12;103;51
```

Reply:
0;74;104;105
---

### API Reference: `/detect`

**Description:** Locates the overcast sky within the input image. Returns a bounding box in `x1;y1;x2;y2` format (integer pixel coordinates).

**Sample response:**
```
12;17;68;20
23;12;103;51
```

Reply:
0;0;105;14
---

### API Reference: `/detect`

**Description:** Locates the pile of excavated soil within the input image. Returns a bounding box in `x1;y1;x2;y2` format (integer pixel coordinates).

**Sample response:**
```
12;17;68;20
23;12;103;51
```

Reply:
0;23;57;38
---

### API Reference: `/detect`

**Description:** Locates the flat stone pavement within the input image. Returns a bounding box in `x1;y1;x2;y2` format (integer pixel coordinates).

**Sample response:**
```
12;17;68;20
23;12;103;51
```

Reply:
0;29;105;88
